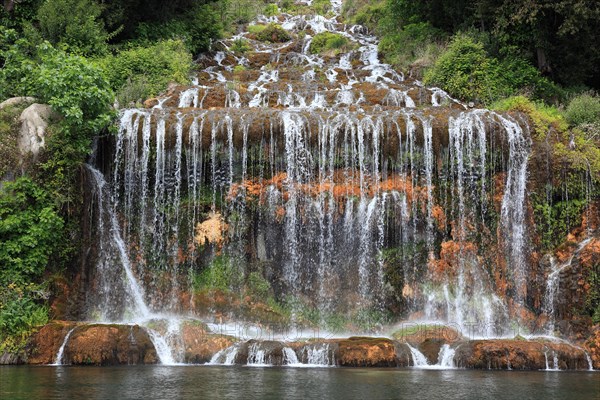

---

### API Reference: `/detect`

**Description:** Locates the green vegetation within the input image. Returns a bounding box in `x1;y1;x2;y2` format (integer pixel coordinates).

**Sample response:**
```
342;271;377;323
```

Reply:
0;178;61;351
0;104;22;178
255;23;291;43
230;38;251;54
494;96;600;250
309;32;355;56
423;34;560;104
565;93;600;128
36;0;108;56
97;40;192;106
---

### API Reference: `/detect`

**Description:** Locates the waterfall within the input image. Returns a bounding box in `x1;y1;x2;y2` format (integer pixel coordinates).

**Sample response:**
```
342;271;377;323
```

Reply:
437;344;456;368
209;343;241;365
406;344;456;369
86;165;150;320
52;328;75;366
543;238;593;334
407;344;429;367
299;343;336;366
499;115;531;306
86;164;186;365
88;0;535;340
584;352;594;371
283;347;300;365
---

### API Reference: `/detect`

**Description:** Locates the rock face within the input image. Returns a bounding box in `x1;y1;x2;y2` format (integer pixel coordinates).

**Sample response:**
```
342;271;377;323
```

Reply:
336;337;398;367
180;322;236;363
18;103;56;160
0;97;36;110
26;321;78;364
584;325;600;369
63;324;158;365
454;340;590;370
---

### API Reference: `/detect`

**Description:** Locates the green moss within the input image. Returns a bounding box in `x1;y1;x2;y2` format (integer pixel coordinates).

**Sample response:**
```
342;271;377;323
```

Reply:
193;255;239;292
491;96;568;138
247;24;266;35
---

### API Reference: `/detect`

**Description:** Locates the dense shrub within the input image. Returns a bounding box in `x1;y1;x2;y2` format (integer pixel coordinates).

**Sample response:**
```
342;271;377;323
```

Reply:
423;34;496;103
32;43;114;133
565;93;600;127
0;178;62;350
424;34;562;104
343;0;386;31
256;23;291;43
36;0;108;56
97;39;192;105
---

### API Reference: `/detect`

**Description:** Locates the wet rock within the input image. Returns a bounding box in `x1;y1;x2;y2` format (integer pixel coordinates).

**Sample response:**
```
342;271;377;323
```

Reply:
584;324;600;369
0;352;25;365
26;321;78;365
63;324;158;365
394;342;413;367
453;339;589;370
393;324;463;344
181;322;236;363
418;339;445;365
337;337;397;367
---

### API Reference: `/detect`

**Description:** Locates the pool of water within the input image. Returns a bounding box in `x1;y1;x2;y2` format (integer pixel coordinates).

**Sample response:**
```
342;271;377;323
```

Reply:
1;366;597;400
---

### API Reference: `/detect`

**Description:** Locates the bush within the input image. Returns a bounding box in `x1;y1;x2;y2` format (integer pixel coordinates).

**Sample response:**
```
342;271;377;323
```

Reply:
0;105;23;178
247;24;266;35
565;93;600;127
0;28;38;100
36;0;108;56
424;34;502;103
256;23;291;43
342;0;386;31
230;38;251;54
97;39;192;104
424;34;562;104
0;178;62;350
33;43;114;133
312;0;332;15
309;32;354;55
378;22;444;73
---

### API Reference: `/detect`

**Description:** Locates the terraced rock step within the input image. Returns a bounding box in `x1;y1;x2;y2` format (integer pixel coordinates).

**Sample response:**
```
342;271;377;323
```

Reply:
11;322;596;370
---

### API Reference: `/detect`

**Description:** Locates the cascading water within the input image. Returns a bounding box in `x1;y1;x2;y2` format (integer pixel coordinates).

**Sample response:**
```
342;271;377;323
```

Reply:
543;238;593;335
87;0;538;345
52;328;75;366
84;164;186;365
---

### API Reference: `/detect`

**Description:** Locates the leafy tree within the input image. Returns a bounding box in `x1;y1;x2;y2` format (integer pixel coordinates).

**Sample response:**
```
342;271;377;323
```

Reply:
36;0;109;56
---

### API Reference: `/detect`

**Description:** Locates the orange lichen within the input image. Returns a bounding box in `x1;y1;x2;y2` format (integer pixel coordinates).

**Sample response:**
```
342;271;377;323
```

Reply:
194;212;228;247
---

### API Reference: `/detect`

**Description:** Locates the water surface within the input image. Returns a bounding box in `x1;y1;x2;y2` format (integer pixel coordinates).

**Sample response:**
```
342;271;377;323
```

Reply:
1;366;597;400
